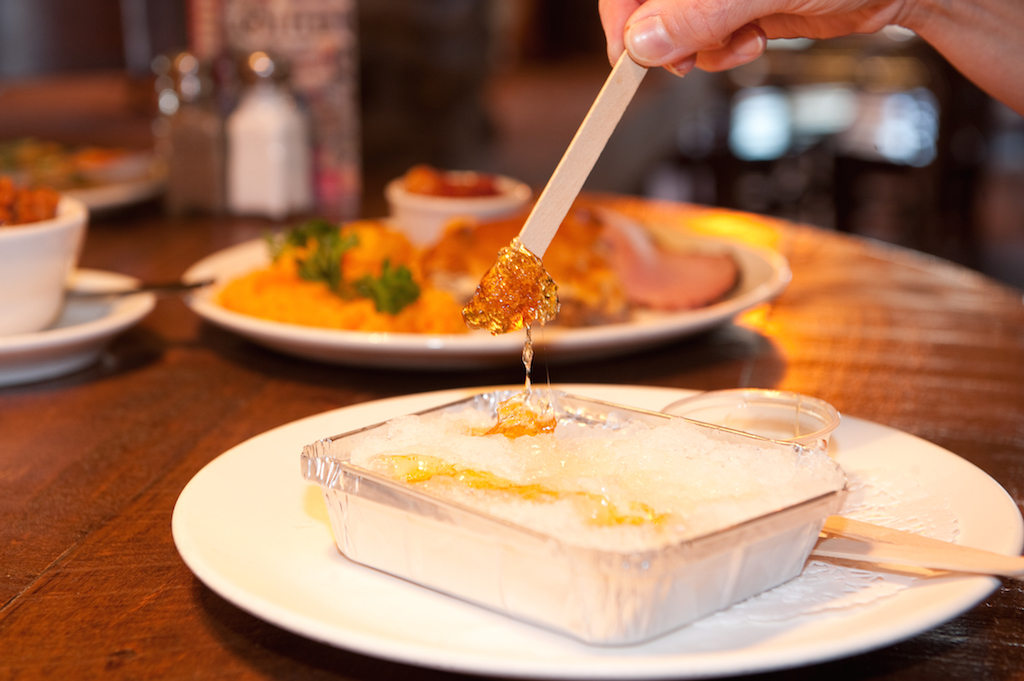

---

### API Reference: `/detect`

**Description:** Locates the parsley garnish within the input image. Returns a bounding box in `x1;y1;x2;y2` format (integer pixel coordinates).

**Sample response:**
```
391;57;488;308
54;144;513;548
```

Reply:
268;219;421;314
268;219;357;294
355;259;421;314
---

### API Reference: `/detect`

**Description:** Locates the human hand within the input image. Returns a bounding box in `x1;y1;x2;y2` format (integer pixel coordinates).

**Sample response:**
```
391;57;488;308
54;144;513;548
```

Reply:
599;0;912;75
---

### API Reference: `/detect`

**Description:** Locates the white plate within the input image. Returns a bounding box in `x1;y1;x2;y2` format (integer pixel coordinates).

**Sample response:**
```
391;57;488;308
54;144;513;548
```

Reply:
0;270;156;387
172;385;1023;679
64;158;167;213
181;236;790;369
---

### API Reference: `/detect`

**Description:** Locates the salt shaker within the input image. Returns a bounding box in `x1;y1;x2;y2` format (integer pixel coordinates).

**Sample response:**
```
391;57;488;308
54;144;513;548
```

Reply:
226;51;313;219
223;0;360;220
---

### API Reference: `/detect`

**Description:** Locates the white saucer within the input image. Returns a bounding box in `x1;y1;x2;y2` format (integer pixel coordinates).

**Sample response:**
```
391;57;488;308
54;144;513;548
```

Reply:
0;269;156;387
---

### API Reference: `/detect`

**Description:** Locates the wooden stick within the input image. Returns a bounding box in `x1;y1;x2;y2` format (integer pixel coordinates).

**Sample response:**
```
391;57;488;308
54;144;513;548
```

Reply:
811;537;1024;579
822;515;958;547
516;53;648;258
813;516;1024;579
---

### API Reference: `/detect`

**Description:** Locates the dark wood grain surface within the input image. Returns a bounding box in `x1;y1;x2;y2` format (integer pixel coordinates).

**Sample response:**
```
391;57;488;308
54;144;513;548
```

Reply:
1;194;1023;680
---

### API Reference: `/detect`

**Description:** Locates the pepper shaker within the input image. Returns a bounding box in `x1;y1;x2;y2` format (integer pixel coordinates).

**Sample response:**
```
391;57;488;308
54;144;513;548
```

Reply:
159;50;227;215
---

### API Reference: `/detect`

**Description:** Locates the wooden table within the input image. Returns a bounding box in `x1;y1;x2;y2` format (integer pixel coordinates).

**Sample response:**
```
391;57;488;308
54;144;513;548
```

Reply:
2;195;1023;680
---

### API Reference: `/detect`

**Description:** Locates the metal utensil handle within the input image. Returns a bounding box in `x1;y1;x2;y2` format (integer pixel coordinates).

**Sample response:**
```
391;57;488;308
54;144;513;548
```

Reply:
67;278;214;299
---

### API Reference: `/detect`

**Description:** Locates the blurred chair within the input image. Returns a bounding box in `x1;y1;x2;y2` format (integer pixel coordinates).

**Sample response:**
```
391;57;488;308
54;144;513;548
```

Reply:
645;31;993;268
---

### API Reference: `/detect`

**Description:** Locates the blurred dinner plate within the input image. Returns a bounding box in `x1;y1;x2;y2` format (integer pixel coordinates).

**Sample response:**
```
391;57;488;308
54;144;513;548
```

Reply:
0;141;167;214
172;384;1023;679
64;168;167;213
0;270;155;387
181;233;790;369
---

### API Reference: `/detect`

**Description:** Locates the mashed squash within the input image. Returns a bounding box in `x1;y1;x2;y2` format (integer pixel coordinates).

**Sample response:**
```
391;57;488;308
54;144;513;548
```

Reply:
218;220;467;334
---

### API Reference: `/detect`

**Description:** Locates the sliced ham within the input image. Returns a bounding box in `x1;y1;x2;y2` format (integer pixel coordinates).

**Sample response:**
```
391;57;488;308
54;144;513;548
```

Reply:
599;211;739;311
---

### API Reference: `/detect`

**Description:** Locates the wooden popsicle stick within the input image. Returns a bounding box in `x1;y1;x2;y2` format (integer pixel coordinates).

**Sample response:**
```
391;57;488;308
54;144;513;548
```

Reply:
811;537;1024;579
813;515;1024;579
516;53;648;258
822;515;959;547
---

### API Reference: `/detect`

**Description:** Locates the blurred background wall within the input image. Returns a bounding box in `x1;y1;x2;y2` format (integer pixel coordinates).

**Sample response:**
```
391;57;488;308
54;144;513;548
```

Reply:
0;0;1021;288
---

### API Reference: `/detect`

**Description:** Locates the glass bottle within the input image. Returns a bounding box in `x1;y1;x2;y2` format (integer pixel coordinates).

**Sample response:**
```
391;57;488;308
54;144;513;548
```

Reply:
161;50;227;215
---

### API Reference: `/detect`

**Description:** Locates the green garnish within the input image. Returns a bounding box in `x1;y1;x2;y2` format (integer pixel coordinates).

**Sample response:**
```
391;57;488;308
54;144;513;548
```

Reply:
355;259;421;314
268;219;421;314
268;218;357;294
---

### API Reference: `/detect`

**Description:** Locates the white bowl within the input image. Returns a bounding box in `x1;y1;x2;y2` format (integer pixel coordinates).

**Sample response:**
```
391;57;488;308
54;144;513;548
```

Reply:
0;196;88;336
385;171;531;246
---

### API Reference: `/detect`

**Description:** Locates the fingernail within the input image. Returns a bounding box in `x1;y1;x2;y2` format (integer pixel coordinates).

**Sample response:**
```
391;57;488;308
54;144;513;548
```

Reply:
733;26;767;59
665;55;696;77
626;14;675;64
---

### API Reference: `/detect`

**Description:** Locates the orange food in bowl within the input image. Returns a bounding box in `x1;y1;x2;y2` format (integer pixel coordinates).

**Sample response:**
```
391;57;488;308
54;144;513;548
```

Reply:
402;164;500;197
0;176;60;226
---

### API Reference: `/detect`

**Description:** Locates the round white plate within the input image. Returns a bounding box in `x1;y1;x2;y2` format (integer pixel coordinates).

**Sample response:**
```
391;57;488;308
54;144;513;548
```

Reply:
181;236;790;369
65;175;166;213
0;269;156;387
172;385;1023;679
64;156;167;213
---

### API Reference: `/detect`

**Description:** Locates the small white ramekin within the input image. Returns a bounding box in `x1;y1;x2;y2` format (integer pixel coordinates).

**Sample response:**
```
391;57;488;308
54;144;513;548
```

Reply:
0;196;88;335
385;171;531;247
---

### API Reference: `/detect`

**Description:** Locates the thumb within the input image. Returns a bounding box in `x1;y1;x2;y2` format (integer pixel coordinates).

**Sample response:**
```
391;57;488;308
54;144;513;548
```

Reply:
623;0;770;67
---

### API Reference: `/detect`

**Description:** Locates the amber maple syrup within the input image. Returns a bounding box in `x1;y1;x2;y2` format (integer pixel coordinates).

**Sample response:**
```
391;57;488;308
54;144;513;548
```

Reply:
461;237;560;437
369;236;664;526
461;237;559;335
375;454;666;527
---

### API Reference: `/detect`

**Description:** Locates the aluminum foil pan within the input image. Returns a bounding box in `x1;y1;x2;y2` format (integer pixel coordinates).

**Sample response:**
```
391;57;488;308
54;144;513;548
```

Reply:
301;390;846;645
